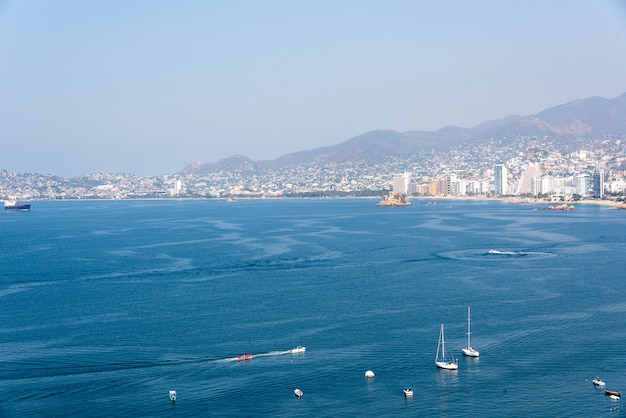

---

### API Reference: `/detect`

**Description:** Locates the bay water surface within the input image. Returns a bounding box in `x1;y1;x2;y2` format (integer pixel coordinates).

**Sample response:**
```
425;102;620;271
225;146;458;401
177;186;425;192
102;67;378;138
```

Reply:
1;198;625;417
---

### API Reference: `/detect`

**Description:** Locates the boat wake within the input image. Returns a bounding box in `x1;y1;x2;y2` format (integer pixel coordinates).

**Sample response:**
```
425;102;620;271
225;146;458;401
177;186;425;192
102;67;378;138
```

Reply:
254;350;292;357
437;249;557;261
215;349;297;363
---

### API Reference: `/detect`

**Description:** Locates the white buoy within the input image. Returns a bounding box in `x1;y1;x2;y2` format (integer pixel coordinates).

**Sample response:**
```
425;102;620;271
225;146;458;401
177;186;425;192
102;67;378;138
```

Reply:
365;370;375;378
169;390;177;402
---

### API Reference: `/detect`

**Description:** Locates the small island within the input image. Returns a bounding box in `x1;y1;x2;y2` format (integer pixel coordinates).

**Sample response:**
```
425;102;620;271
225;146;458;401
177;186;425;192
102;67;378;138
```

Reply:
376;191;411;207
538;203;575;211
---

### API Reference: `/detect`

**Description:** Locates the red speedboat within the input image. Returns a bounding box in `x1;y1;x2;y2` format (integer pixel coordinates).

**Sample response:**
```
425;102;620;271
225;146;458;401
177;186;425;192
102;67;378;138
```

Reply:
237;354;253;361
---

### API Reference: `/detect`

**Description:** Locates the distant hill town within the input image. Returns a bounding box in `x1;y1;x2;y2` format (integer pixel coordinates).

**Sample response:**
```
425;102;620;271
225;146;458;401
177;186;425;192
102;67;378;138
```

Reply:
182;92;626;174
2;93;626;201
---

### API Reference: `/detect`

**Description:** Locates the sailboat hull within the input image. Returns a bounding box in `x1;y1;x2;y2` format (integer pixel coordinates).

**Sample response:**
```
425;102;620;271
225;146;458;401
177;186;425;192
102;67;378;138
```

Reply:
435;361;458;370
462;347;480;357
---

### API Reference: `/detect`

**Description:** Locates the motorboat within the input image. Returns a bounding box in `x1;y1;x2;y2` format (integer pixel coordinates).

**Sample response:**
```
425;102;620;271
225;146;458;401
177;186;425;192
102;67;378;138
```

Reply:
403;387;414;397
461;306;480;357
169;390;177;402
294;388;303;399
365;370;375;378
593;377;606;386
435;324;458;370
237;354;253;361
290;345;306;354
605;390;621;398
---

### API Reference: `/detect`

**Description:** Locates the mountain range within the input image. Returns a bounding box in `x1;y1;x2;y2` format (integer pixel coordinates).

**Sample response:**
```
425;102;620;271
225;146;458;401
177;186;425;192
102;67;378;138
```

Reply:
181;92;626;175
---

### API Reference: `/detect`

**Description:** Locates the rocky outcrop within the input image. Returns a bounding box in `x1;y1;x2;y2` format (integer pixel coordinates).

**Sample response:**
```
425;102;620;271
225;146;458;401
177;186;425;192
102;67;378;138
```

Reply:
539;203;575;210
376;191;411;207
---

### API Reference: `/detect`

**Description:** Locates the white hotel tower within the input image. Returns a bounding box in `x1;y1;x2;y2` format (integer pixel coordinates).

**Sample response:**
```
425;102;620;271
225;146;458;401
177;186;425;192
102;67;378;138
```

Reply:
393;172;411;194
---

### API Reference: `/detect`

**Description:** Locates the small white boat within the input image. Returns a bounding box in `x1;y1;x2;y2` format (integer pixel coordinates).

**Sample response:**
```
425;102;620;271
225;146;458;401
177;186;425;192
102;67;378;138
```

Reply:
403;386;414;397
593;377;606;386
294;388;303;399
461;306;480;357
365;370;375;378
435;324;458;370
610;394;620;401
488;249;516;255
290;345;306;354
169;390;177;402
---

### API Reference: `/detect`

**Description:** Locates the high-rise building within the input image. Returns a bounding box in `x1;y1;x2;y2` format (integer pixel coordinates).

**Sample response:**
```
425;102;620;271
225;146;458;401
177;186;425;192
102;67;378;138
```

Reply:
592;169;604;198
445;174;458;195
170;179;183;196
393;172;410;194
428;180;439;196
494;164;508;195
574;174;591;196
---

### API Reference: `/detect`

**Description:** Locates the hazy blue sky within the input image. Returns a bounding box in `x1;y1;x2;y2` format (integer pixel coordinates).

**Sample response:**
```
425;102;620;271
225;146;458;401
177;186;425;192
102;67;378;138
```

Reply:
2;1;626;177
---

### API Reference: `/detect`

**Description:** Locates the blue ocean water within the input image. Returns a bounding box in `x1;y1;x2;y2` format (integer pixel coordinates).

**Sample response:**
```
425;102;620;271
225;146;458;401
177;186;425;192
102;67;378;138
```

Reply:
1;198;626;417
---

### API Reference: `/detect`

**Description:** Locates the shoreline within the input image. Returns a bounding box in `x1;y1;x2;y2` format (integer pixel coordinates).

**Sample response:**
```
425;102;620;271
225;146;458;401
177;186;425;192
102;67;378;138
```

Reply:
10;195;626;209
409;195;626;208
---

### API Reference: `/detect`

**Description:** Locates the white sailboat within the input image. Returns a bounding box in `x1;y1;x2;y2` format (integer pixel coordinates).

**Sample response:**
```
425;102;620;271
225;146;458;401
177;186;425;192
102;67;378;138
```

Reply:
435;324;458;370
461;306;480;357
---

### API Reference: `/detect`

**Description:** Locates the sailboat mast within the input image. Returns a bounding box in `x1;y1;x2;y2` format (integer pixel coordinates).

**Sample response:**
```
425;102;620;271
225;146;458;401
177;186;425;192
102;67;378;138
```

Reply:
436;324;442;361
441;324;445;356
467;306;471;347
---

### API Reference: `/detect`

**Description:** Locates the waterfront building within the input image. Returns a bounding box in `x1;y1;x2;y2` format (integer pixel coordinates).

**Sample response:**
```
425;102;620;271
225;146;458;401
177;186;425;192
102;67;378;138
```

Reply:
592;169;604;198
608;178;626;193
407;181;418;195
574;174;591;196
416;183;429;195
428;180;439;196
170;179;183;196
446;174;458;195
494;164;508;195
393;172;410;194
465;180;487;195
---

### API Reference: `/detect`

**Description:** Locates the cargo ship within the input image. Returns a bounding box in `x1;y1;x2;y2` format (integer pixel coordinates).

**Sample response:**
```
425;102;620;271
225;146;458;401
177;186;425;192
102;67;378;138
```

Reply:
3;200;31;211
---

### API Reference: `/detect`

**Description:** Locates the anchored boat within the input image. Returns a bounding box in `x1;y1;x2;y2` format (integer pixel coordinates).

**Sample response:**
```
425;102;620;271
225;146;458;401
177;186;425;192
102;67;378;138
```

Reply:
3;200;30;211
461;306;480;357
435;324;458;370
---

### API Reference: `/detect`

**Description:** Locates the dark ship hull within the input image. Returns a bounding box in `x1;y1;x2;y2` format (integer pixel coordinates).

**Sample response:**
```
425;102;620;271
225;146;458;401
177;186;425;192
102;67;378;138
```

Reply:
4;203;30;211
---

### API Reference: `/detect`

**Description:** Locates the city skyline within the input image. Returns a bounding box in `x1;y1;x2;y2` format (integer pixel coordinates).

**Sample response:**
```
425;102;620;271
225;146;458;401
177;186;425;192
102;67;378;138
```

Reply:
2;1;626;177
2;132;624;201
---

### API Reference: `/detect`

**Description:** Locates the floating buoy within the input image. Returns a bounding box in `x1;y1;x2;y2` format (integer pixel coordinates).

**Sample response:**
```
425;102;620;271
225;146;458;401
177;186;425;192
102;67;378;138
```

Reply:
365;370;375;378
169;390;177;402
294;388;303;399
